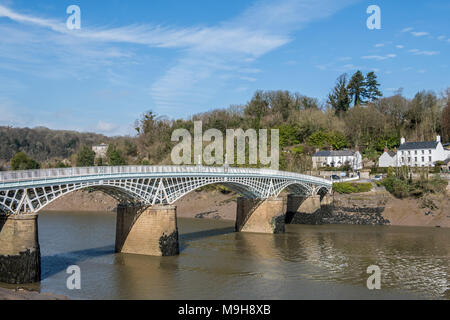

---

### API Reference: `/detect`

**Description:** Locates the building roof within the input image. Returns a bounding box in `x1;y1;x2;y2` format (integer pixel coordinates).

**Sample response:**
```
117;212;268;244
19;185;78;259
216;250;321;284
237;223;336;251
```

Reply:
398;141;438;150
387;151;396;157
312;150;357;157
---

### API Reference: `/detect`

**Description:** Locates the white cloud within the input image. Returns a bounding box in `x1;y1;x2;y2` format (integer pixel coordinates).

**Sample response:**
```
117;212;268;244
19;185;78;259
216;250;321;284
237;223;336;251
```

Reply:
375;43;384;47
411;31;429;37
401;27;413;32
0;0;359;117
437;35;446;41
96;121;119;133
410;50;440;56
396;45;404;49
361;54;396;61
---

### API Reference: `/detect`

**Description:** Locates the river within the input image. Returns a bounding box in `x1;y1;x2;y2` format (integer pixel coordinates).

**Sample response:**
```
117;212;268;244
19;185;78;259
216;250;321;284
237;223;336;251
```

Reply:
3;211;449;300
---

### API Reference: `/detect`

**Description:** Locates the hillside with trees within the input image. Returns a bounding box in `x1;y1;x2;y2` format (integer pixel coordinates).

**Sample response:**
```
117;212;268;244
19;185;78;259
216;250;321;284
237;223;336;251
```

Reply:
0;126;109;165
1;70;449;174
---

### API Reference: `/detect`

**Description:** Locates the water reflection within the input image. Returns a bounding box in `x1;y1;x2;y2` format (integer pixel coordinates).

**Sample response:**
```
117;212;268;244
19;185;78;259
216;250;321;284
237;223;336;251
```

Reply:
2;212;448;300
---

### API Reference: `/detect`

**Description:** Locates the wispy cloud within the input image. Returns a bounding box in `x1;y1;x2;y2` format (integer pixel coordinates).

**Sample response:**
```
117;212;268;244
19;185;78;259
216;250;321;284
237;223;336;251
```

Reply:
410;31;429;37
0;1;358;115
408;49;440;56
361;54;396;61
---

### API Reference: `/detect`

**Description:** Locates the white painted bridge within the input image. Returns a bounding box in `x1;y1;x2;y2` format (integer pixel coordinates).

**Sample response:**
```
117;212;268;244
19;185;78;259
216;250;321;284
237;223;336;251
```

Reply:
0;166;332;215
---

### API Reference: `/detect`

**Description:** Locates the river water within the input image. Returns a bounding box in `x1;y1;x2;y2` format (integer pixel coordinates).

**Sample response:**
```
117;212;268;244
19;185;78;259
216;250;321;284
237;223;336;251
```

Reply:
5;211;450;299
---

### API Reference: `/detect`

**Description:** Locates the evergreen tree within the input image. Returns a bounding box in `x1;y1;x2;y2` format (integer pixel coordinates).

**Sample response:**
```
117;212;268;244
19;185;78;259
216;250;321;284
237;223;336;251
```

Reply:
107;145;127;166
364;71;382;101
76;145;96;167
328;74;351;115
10;152;40;170
347;70;366;106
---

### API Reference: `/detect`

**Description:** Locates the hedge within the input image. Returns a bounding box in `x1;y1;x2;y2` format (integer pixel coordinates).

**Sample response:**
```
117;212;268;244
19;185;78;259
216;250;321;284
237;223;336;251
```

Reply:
333;182;373;194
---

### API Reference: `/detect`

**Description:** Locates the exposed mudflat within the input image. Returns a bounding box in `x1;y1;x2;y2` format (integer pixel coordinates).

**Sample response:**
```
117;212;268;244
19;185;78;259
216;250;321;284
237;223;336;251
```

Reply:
42;188;449;228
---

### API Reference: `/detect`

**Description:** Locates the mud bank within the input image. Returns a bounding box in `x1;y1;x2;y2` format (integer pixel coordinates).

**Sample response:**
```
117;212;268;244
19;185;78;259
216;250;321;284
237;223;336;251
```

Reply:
0;287;68;300
43;189;449;228
289;191;449;228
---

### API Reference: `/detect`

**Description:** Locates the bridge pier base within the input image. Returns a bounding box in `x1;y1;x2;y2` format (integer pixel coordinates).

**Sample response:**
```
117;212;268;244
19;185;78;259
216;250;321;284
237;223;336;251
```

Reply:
285;194;322;224
235;197;286;234
0;214;41;284
115;204;179;256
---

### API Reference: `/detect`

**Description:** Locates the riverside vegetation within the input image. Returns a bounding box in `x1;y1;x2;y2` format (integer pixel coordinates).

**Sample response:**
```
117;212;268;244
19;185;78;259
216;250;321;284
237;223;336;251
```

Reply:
1;71;449;182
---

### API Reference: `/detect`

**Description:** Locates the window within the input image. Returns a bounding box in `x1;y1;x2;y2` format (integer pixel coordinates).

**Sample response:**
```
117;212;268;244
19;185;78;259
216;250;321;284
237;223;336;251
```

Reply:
422;157;424;162
408;157;411;162
429;150;432;154
415;157;417;162
415;150;417;155
421;150;424;154
429;156;432;162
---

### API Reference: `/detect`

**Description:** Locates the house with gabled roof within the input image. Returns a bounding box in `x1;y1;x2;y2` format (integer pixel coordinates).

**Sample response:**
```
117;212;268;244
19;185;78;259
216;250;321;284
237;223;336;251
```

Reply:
312;149;362;170
378;149;397;168
396;135;449;167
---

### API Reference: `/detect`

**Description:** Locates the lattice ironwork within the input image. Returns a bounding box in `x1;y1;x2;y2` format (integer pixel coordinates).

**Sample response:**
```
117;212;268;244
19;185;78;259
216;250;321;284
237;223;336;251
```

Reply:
0;166;332;215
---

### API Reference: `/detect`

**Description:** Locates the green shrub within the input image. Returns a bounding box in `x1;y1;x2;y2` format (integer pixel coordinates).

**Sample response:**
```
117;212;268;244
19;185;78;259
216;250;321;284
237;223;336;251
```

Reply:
333;182;372;194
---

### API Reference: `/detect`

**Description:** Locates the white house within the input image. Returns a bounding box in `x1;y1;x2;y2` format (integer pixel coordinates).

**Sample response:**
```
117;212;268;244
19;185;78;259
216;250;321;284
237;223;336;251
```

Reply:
378;149;397;168
395;135;448;167
312;150;363;170
92;143;108;159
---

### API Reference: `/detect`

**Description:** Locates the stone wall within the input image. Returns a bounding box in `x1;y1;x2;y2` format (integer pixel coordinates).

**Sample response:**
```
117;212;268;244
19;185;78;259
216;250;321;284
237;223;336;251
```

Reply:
286;193;391;226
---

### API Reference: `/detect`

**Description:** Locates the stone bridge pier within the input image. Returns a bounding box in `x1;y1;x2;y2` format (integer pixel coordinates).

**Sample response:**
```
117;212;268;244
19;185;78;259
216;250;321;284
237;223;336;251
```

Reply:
235;197;286;234
285;193;333;224
115;204;179;256
0;214;41;284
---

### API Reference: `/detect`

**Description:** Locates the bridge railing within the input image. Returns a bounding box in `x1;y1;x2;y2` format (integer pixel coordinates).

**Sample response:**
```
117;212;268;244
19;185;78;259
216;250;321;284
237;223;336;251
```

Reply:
0;165;331;185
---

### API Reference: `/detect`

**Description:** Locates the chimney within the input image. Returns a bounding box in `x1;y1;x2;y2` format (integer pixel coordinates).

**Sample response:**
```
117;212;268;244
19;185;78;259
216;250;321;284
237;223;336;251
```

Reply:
384;147;388;153
400;137;406;145
315;148;320;153
436;135;441;143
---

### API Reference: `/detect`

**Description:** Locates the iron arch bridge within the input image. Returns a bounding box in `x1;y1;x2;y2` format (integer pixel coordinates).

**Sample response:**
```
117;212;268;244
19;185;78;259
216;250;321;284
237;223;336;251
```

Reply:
0;166;332;215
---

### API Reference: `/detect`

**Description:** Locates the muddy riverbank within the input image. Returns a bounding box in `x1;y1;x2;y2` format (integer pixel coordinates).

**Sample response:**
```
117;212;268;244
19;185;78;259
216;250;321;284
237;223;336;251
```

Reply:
43;188;449;228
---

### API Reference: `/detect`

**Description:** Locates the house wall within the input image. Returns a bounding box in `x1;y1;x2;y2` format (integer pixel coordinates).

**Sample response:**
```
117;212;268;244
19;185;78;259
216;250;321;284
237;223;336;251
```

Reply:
379;152;396;168
397;142;447;167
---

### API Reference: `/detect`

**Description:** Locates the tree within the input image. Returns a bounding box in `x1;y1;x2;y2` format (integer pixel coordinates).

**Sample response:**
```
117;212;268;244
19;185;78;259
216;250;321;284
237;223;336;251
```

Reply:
327;131;348;150
10;152;40;170
244;91;269;129
76;145;96;167
347;70;366;106
328;74;351;115
442;100;450;142
364;71;382;101
107;145;127;166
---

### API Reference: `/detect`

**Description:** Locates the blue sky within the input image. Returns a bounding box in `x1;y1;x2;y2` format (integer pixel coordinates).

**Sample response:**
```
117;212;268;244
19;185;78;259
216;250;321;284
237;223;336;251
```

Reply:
0;0;449;136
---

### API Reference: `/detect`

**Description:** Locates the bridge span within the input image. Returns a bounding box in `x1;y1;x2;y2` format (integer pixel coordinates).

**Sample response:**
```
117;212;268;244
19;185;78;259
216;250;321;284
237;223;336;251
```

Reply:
0;165;331;215
0;166;332;284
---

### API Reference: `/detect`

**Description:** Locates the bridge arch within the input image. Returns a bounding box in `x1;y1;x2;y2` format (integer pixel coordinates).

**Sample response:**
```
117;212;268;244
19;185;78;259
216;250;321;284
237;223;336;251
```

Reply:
0;166;332;215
